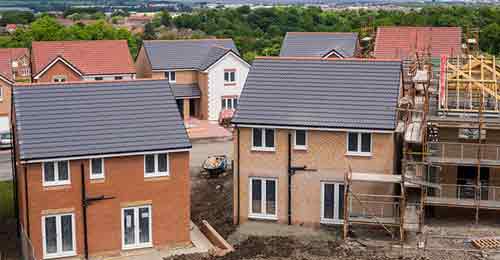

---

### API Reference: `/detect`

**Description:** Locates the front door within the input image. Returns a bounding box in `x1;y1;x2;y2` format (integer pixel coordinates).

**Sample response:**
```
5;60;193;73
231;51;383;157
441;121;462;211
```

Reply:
321;182;345;224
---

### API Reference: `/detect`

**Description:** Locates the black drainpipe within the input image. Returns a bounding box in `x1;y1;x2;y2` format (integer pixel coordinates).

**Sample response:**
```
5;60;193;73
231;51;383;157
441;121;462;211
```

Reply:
81;164;89;260
236;128;241;225
287;133;292;225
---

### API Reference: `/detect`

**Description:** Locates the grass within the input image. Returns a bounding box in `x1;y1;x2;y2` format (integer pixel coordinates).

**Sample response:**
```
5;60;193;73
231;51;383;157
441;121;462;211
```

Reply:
0;180;14;220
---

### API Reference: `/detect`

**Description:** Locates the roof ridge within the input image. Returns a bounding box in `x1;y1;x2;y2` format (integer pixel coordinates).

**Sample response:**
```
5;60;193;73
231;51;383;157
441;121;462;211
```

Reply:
32;39;128;44
14;78;166;87
255;56;401;62
287;31;357;35
145;38;233;43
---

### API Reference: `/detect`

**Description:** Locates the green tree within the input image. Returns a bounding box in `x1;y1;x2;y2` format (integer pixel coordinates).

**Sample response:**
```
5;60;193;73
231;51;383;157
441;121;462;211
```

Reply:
160;10;172;27
143;23;157;40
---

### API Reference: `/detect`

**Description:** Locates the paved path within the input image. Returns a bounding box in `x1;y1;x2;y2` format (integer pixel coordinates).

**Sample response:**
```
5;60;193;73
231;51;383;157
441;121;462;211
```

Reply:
0;151;11;182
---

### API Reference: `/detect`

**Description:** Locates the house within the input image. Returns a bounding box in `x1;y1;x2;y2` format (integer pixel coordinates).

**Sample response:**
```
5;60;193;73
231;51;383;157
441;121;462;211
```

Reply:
12;79;191;259
31;40;136;83
0;48;30;131
6;24;17;33
373;26;462;59
279;32;359;58
136;39;250;121
232;57;402;227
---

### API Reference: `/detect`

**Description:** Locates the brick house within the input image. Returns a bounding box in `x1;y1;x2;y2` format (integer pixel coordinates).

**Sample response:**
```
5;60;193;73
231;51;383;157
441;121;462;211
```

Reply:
135;39;250;121
12;80;191;259
279;32;360;58
31;40;136;83
0;48;30;131
232;57;402;227
373;27;462;59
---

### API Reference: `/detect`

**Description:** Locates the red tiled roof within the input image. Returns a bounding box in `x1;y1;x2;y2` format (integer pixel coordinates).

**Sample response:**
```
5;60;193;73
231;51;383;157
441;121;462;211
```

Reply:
31;40;136;77
373;27;462;59
0;48;29;82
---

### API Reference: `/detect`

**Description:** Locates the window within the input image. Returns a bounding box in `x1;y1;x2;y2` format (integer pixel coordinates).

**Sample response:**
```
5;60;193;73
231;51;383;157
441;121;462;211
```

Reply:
0;87;3;101
52;75;67;83
42;213;76;259
249;177;277;219
90;158;104;180
224;70;236;84
346;132;372;155
122;205;152;249
43;161;70;186
252;128;275;151
165;71;176;83
144;153;169;177
294;130;307;150
94;77;103;81
321;182;345;224
222;97;238;110
115;76;123;80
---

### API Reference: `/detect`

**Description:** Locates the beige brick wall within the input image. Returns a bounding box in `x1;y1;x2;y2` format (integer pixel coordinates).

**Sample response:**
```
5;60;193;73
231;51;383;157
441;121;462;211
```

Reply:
234;127;396;226
135;47;152;79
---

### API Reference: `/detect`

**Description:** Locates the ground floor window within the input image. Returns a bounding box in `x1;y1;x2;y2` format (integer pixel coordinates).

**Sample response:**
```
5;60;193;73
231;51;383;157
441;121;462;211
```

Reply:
249;177;277;219
321;182;345;224
122;205;152;249
42;213;76;259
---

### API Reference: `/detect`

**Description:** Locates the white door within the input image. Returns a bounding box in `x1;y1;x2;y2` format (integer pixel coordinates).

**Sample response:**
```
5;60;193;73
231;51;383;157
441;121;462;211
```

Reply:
320;182;345;224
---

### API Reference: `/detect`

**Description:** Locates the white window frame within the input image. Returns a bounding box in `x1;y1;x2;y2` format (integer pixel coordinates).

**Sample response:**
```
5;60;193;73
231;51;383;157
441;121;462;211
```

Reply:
294;130;308;150
52;75;67;83
320;182;344;224
144;153;169;178
346;132;372;156
42;161;71;187
42;213;76;259
222;97;238;110
251;128;276;152
166;71;176;83
224;70;236;84
248;177;278;220
121;205;153;250
0;86;3;101
89;158;105;180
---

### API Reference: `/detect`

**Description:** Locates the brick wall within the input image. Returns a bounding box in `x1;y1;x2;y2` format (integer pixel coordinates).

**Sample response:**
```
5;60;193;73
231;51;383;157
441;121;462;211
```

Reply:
135;47;152;79
234;127;396;226
198;72;209;120
0;80;11;117
34;61;82;83
18;152;190;259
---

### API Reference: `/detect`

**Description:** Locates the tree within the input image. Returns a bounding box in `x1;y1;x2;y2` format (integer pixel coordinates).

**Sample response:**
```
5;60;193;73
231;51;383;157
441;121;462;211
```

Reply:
143;23;157;40
160;10;172;27
0;11;35;26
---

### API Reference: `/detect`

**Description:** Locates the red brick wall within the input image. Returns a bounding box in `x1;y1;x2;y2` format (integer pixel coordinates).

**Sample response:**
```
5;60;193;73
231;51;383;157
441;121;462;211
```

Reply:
0;80;12;117
19;152;190;259
34;60;82;83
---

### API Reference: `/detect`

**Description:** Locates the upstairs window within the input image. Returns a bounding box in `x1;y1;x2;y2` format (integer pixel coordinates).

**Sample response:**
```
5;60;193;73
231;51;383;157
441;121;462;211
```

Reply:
0;87;3;101
53;75;67;83
144;153;169;177
115;76;123;80
294;130;307;150
347;132;372;155
94;77;103;81
252;128;275;151
90;158;105;180
165;71;176;83
43;161;70;186
222;97;238;110
224;70;236;84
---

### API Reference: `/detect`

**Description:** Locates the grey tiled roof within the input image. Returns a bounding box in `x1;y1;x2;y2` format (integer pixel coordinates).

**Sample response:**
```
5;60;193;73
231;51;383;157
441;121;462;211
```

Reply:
171;83;201;99
279;32;358;58
233;58;402;130
143;39;239;71
14;80;191;161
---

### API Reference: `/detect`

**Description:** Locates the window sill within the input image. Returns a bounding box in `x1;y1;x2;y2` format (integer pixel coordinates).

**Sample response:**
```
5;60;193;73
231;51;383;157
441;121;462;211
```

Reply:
224;83;237;86
248;214;278;221
122;243;153;251
90;178;105;184
144;176;170;182
144;172;169;179
345;152;372;157
43;182;71;189
251;147;276;152
320;219;344;225
43;251;76;259
293;146;308;151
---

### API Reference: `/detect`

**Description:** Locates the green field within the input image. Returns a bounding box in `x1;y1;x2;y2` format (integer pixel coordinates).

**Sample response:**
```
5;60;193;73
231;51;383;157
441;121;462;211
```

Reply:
0;181;14;220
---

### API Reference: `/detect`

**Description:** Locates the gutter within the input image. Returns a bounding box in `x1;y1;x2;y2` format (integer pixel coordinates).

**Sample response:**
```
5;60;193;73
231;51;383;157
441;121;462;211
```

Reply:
81;164;89;260
236;128;241;225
